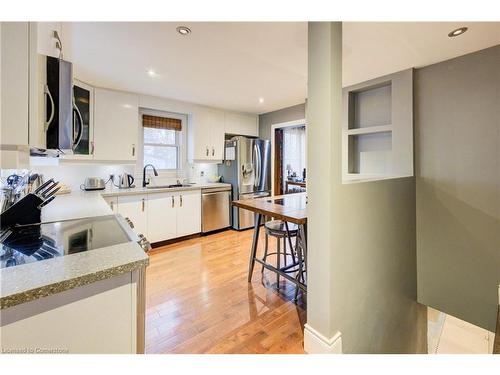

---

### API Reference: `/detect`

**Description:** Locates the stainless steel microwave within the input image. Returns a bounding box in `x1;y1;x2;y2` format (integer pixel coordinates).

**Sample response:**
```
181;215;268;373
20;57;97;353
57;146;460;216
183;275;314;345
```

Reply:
41;55;81;152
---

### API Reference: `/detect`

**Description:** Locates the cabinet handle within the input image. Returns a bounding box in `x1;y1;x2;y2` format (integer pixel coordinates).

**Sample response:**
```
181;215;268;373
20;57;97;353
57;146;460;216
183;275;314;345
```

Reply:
212;148;215;156
132;144;135;157
90;141;95;155
110;201;114;210
141;198;145;212
206;148;209;156
180;195;183;207
125;217;134;229
171;196;175;208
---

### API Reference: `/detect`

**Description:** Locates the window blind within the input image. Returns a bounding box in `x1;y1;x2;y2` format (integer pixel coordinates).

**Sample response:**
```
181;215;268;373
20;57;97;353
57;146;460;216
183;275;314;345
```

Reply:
142;114;182;131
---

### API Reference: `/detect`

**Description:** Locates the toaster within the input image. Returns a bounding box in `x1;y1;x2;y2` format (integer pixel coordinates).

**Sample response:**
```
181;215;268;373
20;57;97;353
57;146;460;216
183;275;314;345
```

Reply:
82;177;106;191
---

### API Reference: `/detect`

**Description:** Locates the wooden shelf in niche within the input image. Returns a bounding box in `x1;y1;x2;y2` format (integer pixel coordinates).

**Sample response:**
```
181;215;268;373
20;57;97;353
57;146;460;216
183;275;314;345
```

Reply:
342;69;413;183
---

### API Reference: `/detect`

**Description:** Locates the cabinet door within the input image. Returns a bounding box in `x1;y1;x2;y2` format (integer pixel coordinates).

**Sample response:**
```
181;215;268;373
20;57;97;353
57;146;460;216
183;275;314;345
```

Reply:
176;190;201;237
224;112;258;137
94;88;139;160
190;109;212;160
147;192;177;243
210;111;225;161
103;196;118;213
117;195;148;236
36;22;61;58
1;22;29;146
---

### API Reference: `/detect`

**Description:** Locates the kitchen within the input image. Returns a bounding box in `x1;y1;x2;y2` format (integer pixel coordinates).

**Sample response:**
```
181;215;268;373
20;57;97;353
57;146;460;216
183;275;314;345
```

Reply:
0;21;309;354
1;18;499;359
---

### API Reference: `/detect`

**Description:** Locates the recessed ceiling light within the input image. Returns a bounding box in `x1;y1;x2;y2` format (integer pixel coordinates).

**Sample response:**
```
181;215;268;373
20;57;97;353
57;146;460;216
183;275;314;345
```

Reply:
147;69;157;77
176;26;191;36
258;97;264;104
448;27;468;38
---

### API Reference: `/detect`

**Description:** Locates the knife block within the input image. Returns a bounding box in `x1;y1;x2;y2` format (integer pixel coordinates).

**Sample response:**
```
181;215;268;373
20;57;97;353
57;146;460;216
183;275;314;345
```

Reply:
0;193;45;228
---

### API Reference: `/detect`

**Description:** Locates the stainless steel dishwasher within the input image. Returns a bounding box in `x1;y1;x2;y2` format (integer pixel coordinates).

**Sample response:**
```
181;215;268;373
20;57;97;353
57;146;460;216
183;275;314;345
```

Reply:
201;187;231;233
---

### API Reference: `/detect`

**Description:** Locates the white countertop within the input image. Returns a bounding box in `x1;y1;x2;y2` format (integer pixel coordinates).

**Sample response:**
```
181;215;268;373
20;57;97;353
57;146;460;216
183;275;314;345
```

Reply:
41;182;232;223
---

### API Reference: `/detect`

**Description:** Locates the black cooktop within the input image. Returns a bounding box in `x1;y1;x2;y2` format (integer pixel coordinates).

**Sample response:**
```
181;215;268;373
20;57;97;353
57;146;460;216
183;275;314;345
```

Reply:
0;215;131;269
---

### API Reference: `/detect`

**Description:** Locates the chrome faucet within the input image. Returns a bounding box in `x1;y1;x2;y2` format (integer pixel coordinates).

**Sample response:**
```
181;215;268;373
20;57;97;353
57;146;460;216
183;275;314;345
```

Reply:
142;164;158;188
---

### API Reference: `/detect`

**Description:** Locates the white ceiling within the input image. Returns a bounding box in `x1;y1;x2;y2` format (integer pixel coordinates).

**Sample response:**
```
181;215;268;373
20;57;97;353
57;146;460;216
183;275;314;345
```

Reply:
61;22;500;115
342;22;500;87
62;22;308;114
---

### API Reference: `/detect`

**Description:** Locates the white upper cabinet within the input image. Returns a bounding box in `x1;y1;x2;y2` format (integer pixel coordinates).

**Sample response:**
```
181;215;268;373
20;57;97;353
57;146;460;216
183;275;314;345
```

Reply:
1;22;30;146
188;108;258;162
188;108;225;162
93;88;139;161
36;22;62;58
224;112;258;137
210;110;225;160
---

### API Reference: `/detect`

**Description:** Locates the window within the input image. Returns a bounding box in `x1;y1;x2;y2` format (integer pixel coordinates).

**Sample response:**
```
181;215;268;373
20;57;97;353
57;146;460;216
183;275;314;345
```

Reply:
142;114;182;170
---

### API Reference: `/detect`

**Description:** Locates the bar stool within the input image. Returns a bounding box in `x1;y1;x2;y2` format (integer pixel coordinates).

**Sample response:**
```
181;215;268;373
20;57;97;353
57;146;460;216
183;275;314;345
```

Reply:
262;219;298;290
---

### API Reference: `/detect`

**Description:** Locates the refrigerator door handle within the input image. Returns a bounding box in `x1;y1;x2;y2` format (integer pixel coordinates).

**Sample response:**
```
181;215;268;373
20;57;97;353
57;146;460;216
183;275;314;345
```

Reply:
253;144;259;187
256;145;262;186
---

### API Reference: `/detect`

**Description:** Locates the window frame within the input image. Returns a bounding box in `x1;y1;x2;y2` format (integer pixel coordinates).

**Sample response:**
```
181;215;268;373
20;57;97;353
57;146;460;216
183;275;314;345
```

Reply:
138;109;187;177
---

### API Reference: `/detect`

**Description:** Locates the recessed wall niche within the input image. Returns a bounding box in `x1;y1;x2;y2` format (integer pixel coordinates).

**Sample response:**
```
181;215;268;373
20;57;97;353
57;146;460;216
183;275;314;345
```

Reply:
342;69;413;182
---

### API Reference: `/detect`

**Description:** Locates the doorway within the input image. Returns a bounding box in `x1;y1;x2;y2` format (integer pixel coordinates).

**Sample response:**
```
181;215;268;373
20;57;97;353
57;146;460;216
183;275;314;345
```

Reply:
271;119;306;196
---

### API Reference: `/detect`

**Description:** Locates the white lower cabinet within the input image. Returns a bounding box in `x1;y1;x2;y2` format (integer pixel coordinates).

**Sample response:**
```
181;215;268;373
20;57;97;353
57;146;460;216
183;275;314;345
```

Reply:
147;192;177;242
116;195;148;237
176;190;201;238
114;190;201;243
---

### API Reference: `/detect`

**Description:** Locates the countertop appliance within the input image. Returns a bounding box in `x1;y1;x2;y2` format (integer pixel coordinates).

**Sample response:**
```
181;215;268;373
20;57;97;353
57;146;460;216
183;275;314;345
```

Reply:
0;214;148;269
82;177;106;191
218;136;271;230
201;187;231;233
119;174;135;189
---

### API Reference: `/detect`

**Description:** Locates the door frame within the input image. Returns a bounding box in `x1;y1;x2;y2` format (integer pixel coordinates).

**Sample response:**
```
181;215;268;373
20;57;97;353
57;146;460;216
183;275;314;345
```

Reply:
270;119;306;196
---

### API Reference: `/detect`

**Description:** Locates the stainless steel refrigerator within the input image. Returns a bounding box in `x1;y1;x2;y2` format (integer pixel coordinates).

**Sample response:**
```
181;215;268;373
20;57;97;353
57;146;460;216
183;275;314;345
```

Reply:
218;136;271;230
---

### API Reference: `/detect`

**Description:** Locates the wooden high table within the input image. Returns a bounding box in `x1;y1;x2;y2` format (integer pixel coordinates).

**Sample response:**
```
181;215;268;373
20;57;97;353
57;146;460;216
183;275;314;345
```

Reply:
232;192;307;293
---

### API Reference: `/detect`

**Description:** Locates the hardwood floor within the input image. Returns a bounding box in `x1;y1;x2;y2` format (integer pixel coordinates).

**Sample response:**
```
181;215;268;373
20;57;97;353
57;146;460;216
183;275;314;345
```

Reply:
145;228;307;354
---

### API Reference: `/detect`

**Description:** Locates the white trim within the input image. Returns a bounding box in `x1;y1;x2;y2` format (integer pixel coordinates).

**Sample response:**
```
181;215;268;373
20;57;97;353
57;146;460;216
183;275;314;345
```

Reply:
303;324;342;354
270;118;306;195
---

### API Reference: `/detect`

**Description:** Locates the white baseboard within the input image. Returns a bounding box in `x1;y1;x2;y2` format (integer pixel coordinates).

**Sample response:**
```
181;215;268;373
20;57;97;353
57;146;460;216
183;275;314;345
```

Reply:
303;324;342;354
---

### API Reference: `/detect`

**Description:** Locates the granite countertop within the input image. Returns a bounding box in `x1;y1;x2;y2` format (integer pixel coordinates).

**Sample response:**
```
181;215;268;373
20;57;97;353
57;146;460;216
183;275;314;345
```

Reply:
1;182;230;310
0;240;148;310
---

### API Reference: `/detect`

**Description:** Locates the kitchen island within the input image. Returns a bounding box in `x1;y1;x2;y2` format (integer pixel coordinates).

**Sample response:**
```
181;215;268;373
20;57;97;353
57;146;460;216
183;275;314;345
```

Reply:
0;191;149;354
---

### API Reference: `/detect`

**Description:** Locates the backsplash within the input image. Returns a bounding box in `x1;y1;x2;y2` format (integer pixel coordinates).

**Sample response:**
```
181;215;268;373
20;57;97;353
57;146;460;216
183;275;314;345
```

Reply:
1;161;219;190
